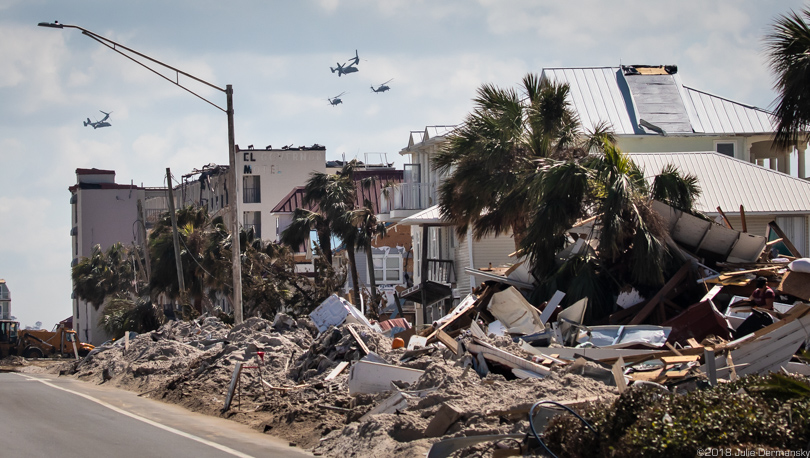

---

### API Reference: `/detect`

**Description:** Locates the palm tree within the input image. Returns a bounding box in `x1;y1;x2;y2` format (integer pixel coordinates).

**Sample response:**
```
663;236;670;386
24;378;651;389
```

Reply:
72;243;136;310
282;161;364;306
353;201;388;317
149;206;229;316
522;145;701;320
280;208;333;265
765;8;810;148
433;74;604;249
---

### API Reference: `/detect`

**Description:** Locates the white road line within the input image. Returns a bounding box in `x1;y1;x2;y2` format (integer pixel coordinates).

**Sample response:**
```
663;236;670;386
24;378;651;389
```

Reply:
14;373;255;458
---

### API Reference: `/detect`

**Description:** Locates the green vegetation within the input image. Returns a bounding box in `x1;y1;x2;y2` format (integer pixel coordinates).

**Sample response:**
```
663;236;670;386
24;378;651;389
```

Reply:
542;374;810;457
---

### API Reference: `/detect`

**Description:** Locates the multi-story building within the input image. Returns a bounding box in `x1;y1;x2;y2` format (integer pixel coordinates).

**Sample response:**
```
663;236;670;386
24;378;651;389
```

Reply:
0;279;10;320
178;145;327;243
69;168;168;345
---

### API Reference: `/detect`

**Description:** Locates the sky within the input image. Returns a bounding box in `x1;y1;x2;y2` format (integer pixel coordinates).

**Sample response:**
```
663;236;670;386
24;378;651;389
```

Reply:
0;0;806;329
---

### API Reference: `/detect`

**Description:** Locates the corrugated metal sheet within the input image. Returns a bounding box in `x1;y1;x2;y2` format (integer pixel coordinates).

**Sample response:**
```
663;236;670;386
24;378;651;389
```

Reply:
682;87;776;134
398;205;450;226
629;151;810;214
541;66;776;136
542;67;636;135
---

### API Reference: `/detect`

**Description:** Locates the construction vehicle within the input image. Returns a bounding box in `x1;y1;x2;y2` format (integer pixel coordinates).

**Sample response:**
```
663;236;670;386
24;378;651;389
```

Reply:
0;320;94;358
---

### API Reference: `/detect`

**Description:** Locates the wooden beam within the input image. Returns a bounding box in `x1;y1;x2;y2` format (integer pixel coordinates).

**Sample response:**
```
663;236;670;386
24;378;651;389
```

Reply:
740;205;747;232
629;263;691;325
768;221;802;257
716;206;734;230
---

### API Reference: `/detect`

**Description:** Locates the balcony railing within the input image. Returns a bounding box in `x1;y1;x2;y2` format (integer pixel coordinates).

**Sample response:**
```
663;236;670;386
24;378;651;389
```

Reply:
380;182;436;213
427;259;455;284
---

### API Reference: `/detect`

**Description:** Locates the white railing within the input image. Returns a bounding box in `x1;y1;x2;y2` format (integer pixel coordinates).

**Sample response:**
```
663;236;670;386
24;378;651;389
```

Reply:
380;182;436;213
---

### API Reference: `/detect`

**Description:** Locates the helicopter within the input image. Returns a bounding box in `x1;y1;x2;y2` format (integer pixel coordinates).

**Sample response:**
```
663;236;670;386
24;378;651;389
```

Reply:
371;79;393;93
330;50;360;77
83;110;112;129
328;92;347;106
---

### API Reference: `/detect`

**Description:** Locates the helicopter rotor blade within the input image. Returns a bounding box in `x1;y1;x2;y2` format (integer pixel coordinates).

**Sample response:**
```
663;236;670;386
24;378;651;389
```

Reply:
382;79;393;85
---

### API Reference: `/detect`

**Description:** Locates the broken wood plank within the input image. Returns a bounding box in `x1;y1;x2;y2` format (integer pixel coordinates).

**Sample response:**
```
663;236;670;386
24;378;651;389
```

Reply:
665;342;683;356
324;361;350;381
348;325;370;355
261;380;311;391
665;369;690;378
740;205;747;232
612;357;627;394
435;329;460;355
629;263;691;325
686;338;702;349
660;355;701;365
768;221;802;257
717;206;734;229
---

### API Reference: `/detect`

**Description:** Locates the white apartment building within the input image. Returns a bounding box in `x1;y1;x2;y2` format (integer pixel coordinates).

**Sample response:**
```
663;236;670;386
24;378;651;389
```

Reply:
0;279;10;320
70;168;168;345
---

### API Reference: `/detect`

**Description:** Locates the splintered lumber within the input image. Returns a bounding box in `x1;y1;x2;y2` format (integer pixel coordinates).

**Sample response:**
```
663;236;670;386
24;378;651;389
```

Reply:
435;329;460;355
768;221;802;258
468;338;550;378
716;206;734;229
629;263;691;325
348;325;370;355
324;361;350;381
660;355;701;365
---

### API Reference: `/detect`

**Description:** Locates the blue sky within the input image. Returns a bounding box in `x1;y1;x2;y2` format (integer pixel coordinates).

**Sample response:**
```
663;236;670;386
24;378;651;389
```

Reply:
0;0;805;329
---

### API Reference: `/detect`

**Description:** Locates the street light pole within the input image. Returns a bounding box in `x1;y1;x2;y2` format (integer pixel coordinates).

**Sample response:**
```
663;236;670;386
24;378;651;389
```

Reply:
40;21;244;324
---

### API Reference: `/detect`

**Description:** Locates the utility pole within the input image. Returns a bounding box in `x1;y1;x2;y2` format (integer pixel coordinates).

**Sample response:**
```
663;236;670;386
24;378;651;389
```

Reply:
165;168;187;309
226;85;243;324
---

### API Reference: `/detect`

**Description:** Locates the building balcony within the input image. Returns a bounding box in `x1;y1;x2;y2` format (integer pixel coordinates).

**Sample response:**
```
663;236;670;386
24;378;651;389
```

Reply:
426;259;455;285
379;182;436;218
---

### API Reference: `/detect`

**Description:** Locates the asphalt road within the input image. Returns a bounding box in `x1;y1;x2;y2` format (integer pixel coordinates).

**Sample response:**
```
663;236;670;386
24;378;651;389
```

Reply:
0;372;312;458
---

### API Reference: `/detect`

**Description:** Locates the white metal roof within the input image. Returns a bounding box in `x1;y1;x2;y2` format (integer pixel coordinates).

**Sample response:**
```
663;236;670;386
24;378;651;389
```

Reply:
628;151;810;214
541;66;776;136
398;205;452;226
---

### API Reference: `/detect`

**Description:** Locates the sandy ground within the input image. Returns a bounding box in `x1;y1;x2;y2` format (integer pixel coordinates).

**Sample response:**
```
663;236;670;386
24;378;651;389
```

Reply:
1;315;619;457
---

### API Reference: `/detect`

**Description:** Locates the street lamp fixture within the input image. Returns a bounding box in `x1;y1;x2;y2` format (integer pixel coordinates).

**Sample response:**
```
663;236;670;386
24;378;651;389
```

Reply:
39;21;244;324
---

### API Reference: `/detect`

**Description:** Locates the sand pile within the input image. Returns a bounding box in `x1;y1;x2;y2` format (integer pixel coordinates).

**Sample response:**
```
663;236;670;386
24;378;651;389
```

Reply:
56;315;619;457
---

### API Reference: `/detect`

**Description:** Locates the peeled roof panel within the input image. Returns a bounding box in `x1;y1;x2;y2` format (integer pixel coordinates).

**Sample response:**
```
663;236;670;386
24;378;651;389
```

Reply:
624;74;693;133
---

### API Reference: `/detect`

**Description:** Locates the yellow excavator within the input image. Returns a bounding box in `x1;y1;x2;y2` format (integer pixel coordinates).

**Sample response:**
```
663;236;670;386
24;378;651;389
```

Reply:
0;320;94;359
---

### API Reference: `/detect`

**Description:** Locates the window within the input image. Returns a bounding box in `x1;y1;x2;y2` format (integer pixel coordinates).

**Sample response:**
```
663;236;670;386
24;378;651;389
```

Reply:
243;175;260;203
369;254;403;284
715;141;735;157
243;211;261;239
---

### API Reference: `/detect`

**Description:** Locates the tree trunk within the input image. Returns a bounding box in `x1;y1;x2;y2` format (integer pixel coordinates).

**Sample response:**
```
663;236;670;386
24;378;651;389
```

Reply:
511;218;527;252
346;244;362;308
317;224;333;265
364;242;380;320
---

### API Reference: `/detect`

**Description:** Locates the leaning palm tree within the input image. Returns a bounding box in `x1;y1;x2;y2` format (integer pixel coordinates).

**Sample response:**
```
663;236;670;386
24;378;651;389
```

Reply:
522;145;701;320
280;208;333;265
283;161;364;306
433;74;602;249
765;8;810;148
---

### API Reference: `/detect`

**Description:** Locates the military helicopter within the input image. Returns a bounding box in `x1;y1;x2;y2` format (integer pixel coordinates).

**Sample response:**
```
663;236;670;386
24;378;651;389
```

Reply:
328;92;347;106
330;50;360;77
83;110;112;129
371;79;393;93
